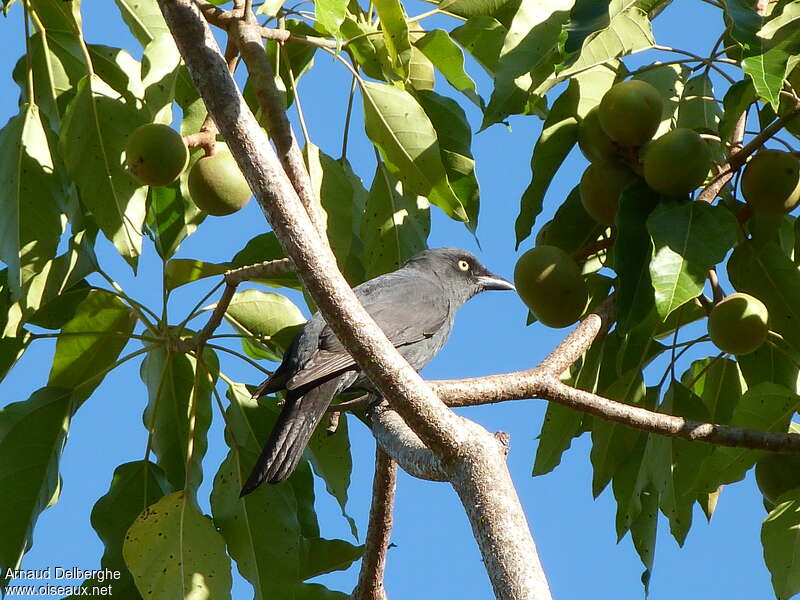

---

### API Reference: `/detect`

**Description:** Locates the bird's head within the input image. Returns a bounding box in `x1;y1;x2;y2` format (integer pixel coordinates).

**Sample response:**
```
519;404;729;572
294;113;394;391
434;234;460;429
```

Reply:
404;248;515;302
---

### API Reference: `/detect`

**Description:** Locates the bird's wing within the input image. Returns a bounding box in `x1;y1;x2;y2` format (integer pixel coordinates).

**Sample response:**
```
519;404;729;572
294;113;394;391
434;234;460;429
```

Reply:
286;279;450;391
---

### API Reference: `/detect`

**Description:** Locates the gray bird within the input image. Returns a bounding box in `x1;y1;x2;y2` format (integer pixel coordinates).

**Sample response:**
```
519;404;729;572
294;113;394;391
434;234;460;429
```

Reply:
240;247;515;495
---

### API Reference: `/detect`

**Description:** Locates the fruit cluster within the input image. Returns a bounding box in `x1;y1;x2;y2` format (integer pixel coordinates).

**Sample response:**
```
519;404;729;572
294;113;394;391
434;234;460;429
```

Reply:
514;80;784;352
125;123;252;216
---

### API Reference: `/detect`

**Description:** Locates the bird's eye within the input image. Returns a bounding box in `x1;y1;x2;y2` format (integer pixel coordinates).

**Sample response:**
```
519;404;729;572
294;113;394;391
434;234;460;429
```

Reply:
457;259;470;272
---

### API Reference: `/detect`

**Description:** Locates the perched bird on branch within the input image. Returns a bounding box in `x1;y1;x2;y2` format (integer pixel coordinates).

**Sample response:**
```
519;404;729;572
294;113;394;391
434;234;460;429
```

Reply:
240;247;515;495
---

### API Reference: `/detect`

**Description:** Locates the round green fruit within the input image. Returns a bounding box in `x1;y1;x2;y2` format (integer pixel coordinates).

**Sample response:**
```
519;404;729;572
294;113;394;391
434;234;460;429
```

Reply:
707;292;769;355
514;245;589;328
598;80;663;147
741;150;800;216
125;123;189;186
188;152;251;216
578;107;618;163
755;453;800;505
642;128;711;197
579;160;638;225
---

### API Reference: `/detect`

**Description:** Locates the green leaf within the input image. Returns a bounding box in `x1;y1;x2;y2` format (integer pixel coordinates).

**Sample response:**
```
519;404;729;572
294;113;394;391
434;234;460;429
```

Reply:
0;387;74;579
558;7;655;81
211;383;361;599
483;0;570;127
613;181;659;331
0;104;66;298
633;63;691;139
340;15;394;82
723;0;800;108
113;0;171;47
416;90;480;230
718;78;757;142
0;333;29;385
681;357;744;424
140;347;217;493
314;0;347;37
429;0;512;18
658;380;712;545
728;240;800;354
307;413;357;538
647;201;738;319
164;259;229;291
676;73;723;133
450;16;507;75
88;45;145;104
738;342;800;393
142;32;181;123
3;228;97;337
360;163;430;279
514;80;579;247
28;280;91;330
695;383;800;493
534;186;605;255
533;402;585;476
12;30;83;130
305;145;365;283
220;289;306;363
48;289;137;403
361;81;467;221
123;491;233;599
146;180;206;260
590;371;647;496
414;30;482;107
762;488;800;600
374;0;412;78
87;461;172;597
60;75;148;267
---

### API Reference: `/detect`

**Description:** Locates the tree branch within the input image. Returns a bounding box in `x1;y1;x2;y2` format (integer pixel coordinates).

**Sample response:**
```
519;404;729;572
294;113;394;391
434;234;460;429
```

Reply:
698;101;800;202
352;446;398;600
160;3;552;597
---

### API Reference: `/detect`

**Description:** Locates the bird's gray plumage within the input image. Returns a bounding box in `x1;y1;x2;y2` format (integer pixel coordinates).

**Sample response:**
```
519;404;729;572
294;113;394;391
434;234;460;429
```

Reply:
240;247;515;495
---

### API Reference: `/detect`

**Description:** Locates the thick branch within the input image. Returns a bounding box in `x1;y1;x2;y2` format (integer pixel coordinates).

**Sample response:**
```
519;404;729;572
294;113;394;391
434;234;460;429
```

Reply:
352;447;398;600
371;404;448;482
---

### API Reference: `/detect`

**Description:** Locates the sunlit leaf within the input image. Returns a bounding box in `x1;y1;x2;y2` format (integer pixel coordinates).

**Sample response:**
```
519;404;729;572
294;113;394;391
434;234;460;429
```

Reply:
360;163;430;279
762;488;800;600
60;75;148;267
0;104;65;298
647;201;738;319
361;81;467;221
123;491;233;599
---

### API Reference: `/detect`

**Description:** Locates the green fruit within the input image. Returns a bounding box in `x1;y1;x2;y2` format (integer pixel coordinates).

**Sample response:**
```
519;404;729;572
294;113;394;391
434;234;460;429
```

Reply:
514;245;589;328
188;152;251;216
578;107;618;163
579;160;638;225
741;150;800;216
125;123;189;186
598;80;663;147
642;128;711;196
755;453;800;505
708;292;769;355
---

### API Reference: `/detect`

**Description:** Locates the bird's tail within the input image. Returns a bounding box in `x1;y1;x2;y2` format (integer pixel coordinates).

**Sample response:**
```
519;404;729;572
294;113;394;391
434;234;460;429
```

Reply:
240;377;341;496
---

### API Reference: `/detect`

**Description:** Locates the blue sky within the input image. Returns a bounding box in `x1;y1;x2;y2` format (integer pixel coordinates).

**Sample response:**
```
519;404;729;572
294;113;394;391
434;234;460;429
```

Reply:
0;1;775;599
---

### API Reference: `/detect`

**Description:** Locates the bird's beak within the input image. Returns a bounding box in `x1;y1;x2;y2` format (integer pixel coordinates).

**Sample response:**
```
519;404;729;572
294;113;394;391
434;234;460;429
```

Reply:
477;272;516;291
